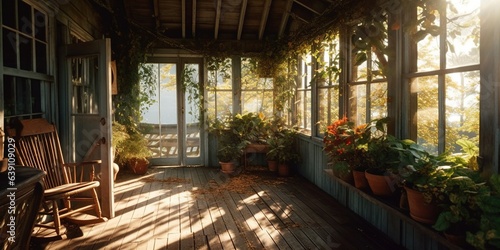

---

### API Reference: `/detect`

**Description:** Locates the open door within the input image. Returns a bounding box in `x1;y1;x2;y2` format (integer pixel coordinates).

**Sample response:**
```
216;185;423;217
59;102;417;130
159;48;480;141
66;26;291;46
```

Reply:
59;39;114;218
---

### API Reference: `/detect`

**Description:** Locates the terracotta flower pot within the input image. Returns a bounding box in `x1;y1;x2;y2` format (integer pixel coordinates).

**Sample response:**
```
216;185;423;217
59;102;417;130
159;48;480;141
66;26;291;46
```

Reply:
364;169;397;196
444;231;467;248
404;186;439;224
128;157;149;175
268;160;278;172
278;163;290;177
220;161;236;174
352;169;369;190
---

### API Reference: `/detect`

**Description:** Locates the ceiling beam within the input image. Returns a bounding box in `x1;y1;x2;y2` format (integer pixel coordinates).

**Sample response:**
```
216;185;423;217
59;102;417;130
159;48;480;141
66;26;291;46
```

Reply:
293;0;321;15
237;0;248;40
192;0;197;37
214;0;221;39
182;0;186;38
152;0;160;29
258;0;272;40
279;0;294;37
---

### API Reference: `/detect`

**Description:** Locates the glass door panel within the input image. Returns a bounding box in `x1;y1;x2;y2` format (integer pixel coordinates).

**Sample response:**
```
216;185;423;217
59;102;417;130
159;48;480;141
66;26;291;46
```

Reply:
183;64;201;159
142;63;179;160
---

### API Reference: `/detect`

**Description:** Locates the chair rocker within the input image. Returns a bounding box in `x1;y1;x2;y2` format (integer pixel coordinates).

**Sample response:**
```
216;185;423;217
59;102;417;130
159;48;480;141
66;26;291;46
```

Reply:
8;118;107;235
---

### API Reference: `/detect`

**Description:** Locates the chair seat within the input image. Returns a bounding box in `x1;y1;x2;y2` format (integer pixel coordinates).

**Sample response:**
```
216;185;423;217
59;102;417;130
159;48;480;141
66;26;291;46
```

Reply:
44;181;100;200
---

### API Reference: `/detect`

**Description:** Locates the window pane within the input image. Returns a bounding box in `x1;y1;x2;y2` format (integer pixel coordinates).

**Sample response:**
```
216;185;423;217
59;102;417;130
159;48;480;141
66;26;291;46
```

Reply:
446;0;480;67
354;52;368;81
34;9;46;41
3;29;17;68
371;51;386;80
302;55;312;88
241;90;273;116
445;71;479;153
370;82;387;120
71;57;99;114
31;80;42;113
4;76;15;116
16;78;31;115
215;91;233;116
36;41;47;73
416;7;440;72
2;0;15;28
19;34;32;71
318;87;340;134
207;58;232;119
18;0;32;36
414;76;439;154
184;64;200;158
349;84;367;125
297;90;311;134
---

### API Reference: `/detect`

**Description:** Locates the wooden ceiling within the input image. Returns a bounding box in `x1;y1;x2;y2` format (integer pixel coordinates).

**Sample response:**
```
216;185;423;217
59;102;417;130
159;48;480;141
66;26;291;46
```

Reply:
121;0;340;53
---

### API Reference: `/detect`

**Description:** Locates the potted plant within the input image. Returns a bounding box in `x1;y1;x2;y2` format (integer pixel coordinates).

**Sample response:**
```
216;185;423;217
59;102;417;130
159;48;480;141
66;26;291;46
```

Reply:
432;169;485;247
115;130;152;175
466;174;500;250
265;132;281;171
265;128;299;176
209;115;247;174
323;116;372;186
217;142;244;174
231;112;270;146
363;118;402;196
399;139;481;225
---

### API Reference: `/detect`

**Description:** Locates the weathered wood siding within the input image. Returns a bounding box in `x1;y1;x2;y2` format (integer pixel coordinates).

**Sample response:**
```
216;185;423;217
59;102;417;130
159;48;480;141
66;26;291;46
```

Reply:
295;136;461;250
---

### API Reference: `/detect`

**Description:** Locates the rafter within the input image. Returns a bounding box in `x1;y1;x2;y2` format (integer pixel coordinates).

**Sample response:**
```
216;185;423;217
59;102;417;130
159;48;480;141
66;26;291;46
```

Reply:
258;0;272;40
237;0;248;40
214;0;221;39
152;0;160;29
279;0;294;37
294;0;322;15
182;0;186;38
192;0;197;37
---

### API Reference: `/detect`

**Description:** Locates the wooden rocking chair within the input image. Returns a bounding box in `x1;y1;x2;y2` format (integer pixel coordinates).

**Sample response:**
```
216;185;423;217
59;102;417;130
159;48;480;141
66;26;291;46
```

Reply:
8;118;107;235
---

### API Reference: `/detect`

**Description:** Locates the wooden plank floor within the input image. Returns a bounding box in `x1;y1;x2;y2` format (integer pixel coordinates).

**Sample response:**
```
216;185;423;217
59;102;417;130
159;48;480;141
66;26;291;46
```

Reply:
31;166;404;250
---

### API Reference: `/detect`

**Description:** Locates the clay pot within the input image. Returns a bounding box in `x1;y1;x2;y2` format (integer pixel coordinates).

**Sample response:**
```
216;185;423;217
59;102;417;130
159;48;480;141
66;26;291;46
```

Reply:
404;186;439;224
352;169;369;189
364;169;397;196
278;163;290;177
220;161;236;174
128;157;149;175
268;160;278;172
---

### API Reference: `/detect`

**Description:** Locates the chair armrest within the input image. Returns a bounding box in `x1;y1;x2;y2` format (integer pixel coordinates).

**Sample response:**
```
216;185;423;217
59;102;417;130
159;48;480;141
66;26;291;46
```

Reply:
62;160;102;183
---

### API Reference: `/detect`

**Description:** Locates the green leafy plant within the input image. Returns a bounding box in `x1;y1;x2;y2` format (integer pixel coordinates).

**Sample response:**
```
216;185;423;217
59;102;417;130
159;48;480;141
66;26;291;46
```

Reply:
432;169;486;235
113;128;152;168
466;174;500;250
267;128;299;164
364;118;402;174
208;115;247;163
231;113;271;145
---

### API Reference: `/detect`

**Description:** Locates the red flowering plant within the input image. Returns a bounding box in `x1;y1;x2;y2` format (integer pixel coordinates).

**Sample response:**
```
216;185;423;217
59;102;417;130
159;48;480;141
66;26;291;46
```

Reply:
323;117;371;179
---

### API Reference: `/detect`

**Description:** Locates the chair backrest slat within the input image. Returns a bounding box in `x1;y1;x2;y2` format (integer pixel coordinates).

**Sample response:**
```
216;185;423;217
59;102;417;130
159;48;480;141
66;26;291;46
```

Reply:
8;119;67;190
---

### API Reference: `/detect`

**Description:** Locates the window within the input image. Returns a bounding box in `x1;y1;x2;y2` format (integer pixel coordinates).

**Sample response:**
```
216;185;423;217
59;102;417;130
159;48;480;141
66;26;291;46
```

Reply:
241;57;274;117
2;0;50;120
207;58;232;119
348;23;388;126
297;53;313;135
409;0;480;154
316;33;341;137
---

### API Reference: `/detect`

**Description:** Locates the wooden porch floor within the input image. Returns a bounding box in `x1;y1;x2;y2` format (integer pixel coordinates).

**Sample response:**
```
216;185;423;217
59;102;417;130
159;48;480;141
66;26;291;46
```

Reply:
32;166;403;250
